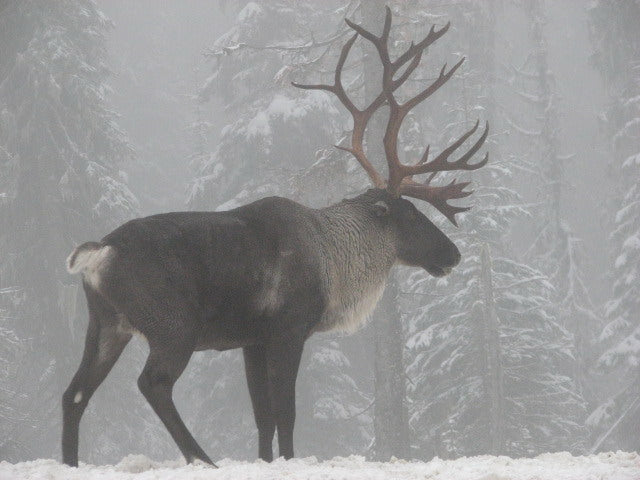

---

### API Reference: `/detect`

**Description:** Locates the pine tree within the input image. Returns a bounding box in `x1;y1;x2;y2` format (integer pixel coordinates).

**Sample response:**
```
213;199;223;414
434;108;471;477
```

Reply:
518;0;600;406
296;340;372;458
189;1;345;209
0;0;138;460
587;0;640;452
0;296;26;461
404;1;587;459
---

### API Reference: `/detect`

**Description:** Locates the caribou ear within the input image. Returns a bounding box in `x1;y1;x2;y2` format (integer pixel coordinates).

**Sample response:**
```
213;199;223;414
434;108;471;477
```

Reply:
373;200;390;217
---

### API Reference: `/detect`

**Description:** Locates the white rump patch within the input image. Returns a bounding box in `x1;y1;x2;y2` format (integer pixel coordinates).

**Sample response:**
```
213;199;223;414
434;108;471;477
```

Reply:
73;391;82;403
67;245;114;289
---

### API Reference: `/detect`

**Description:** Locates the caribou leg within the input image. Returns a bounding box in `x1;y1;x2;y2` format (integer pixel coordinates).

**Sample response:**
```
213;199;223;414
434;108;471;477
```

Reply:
244;345;276;461
266;339;304;460
137;332;215;467
62;285;131;467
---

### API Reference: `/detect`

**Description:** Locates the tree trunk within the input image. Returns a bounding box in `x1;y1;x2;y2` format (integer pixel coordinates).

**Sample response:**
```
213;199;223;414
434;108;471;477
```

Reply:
480;244;504;455
373;273;410;460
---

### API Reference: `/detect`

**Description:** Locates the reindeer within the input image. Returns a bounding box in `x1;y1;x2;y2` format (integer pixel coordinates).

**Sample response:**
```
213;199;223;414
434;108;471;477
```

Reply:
62;7;488;467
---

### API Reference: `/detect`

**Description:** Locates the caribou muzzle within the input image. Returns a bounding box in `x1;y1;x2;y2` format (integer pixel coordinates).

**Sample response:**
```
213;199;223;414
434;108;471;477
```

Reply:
425;241;461;277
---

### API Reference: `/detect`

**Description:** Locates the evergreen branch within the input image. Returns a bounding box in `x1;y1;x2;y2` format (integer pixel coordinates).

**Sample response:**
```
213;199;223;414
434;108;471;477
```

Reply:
344;399;375;420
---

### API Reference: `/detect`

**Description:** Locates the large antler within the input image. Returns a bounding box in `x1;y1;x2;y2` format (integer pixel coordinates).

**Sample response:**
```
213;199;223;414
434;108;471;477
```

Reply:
293;6;488;225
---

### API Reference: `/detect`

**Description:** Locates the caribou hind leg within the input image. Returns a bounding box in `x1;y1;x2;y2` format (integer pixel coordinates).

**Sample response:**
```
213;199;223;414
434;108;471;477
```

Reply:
62;284;131;467
137;346;215;466
130;301;215;467
243;345;276;461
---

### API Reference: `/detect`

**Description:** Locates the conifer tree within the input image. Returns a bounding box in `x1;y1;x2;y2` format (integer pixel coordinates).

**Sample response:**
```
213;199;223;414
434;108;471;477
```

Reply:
587;0;640;452
404;1;587;458
519;0;599;403
0;0;138;459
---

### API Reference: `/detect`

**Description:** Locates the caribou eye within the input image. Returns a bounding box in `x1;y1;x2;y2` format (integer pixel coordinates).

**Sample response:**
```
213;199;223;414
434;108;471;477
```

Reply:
373;201;390;217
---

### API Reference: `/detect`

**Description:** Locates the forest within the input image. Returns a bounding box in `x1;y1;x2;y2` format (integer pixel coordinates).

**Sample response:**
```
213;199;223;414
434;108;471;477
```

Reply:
0;0;638;474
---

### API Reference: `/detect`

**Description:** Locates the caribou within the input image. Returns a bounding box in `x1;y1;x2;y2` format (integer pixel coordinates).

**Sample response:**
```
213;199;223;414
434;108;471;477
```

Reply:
62;7;488;467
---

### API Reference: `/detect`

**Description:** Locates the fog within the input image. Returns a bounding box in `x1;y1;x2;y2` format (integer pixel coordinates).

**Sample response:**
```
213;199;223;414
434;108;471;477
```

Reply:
0;0;638;466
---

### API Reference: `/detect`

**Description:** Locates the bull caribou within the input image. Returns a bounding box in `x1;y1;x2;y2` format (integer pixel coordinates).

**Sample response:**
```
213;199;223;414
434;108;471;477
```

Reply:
63;6;488;466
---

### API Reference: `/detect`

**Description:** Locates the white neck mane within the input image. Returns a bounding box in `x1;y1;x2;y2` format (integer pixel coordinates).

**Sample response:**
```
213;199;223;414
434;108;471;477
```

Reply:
314;201;396;333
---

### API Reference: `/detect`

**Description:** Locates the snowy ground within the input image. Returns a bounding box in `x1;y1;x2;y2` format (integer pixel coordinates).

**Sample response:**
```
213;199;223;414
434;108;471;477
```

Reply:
1;452;639;480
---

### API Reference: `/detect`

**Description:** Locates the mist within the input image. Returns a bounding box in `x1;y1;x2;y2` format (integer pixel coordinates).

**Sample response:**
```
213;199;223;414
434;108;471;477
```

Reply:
0;0;638;470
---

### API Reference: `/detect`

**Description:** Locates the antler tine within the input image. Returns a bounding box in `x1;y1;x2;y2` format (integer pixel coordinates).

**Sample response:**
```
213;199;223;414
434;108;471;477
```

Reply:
449;122;490;169
292;33;359;115
344;6;391;60
402;57;465;112
391;48;424;91
406;121;490;176
399;179;473;227
292;32;387;188
393;22;450;72
418;145;430;165
381;5;392;43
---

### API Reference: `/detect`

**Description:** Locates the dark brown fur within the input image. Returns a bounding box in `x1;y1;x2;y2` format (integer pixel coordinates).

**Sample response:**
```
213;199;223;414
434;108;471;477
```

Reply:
62;189;460;466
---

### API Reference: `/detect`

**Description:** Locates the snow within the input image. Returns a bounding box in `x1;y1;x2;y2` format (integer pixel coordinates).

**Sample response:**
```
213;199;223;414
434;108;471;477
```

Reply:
601;324;640;364
586;399;614;427
237;2;262;23
1;452;638;480
246;110;271;138
622;233;640;251
244;92;338;139
622;153;640;168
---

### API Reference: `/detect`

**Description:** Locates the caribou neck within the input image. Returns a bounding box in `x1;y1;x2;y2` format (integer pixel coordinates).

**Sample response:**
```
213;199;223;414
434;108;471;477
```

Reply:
318;198;394;266
312;197;396;333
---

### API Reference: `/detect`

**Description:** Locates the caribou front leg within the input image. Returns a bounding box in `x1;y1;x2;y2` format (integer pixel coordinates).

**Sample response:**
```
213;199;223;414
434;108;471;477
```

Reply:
244;345;276;461
265;339;304;460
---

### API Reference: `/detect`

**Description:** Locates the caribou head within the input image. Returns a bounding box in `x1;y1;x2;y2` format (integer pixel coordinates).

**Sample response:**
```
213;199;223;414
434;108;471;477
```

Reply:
293;6;488;277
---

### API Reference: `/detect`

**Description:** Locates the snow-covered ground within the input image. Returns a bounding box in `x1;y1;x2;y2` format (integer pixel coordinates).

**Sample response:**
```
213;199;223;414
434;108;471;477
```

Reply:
1;452;639;480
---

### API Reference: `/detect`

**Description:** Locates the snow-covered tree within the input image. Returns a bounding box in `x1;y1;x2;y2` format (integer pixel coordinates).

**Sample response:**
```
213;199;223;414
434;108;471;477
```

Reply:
189;1;346;209
0;0;138;460
0;293;26;462
404;0;587;459
407;245;586;457
587;0;640;452
515;0;600;403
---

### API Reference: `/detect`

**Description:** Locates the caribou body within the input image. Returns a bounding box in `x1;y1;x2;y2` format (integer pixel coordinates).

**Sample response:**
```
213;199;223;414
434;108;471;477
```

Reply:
63;7;487;467
62;190;459;465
